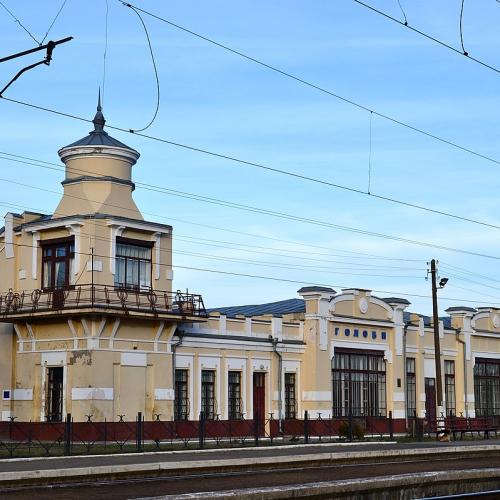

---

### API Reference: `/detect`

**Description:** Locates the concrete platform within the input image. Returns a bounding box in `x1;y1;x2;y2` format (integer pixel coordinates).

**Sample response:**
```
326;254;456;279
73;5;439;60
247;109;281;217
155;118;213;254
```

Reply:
0;440;499;488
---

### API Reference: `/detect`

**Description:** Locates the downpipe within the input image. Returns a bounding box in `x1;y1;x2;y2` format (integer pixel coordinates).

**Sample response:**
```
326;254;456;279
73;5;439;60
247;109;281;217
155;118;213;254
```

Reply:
271;336;283;432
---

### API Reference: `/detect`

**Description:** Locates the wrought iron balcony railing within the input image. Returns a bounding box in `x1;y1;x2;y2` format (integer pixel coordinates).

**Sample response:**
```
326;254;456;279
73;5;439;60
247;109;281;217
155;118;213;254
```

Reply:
0;285;207;319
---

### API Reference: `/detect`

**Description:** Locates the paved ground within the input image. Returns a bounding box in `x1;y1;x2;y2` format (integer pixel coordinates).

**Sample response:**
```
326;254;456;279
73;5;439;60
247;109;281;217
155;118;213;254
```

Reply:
1;439;499;474
1;455;500;499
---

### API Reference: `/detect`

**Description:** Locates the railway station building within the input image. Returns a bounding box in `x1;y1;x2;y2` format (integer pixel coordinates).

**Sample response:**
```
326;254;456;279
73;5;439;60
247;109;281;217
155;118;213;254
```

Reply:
0;104;499;424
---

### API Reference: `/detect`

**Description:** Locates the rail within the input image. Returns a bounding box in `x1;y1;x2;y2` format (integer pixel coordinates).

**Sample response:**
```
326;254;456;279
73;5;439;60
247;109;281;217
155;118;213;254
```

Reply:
0;285;207;318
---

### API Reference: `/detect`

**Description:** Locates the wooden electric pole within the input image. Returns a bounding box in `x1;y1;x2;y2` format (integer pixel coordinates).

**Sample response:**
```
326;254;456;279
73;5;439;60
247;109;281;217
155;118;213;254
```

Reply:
430;259;444;415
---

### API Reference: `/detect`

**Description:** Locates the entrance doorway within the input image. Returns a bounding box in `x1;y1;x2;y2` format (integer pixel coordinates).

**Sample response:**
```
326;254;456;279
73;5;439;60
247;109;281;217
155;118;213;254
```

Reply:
425;377;436;422
253;372;265;435
46;367;64;422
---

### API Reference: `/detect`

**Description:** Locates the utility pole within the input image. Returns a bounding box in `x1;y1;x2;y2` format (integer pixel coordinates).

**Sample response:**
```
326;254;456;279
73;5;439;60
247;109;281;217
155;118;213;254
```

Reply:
429;259;448;417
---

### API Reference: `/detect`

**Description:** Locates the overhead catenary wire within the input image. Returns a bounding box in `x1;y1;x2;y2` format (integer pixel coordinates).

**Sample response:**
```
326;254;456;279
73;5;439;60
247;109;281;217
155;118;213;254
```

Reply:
39;0;69;46
459;0;468;56
118;0;500;159
0;0;40;45
3;160;500;262
352;0;499;74
1;98;500;235
396;0;408;26
123;2;160;132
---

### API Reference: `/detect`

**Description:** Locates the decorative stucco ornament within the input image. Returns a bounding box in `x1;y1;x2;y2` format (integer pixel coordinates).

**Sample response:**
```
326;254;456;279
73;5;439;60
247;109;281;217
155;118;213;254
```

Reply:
359;297;368;314
493;314;500;328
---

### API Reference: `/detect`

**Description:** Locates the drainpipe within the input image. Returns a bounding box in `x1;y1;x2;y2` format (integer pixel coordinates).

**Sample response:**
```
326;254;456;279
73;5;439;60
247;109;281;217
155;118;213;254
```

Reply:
403;322;409;426
171;328;183;416
271;336;283;427
456;329;468;418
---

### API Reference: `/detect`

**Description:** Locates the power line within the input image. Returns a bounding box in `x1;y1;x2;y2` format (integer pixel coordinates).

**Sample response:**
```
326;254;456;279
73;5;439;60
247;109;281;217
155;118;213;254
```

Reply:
4;239;500;307
39;0;69;46
118;0;500;161
0;158;421;264
0;1;40;45
1;97;500;234
1;154;500;261
352;0;499;74
441;262;500;285
0;198;425;275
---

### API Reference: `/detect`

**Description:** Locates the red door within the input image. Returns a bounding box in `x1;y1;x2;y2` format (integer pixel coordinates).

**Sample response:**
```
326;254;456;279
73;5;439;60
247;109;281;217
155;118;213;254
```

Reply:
253;372;265;435
425;378;437;427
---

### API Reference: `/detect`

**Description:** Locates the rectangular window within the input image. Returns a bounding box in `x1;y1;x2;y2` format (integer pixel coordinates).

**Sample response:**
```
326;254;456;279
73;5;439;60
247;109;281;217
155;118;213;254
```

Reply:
41;239;75;290
285;372;297;419
201;370;216;420
406;357;417;419
174;369;189;420
115;238;152;291
228;371;242;420
474;358;500;416
444;360;456;416
332;349;386;417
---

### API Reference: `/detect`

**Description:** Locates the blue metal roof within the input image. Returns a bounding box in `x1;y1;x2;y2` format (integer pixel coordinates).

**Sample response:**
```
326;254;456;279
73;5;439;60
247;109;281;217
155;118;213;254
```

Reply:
59;97;137;153
404;311;452;329
208;298;306;317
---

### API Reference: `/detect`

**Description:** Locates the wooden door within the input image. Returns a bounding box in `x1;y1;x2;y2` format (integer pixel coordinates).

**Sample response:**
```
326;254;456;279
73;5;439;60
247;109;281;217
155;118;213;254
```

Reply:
425;377;436;423
46;367;64;422
253;372;265;435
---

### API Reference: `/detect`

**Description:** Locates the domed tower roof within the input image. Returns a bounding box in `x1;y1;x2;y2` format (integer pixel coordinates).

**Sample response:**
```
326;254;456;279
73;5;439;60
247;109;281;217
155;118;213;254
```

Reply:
55;91;143;220
58;91;139;160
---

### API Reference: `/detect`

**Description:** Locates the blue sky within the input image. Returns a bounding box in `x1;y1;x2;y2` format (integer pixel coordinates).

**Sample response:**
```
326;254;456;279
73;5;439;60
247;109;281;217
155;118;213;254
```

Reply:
0;0;499;314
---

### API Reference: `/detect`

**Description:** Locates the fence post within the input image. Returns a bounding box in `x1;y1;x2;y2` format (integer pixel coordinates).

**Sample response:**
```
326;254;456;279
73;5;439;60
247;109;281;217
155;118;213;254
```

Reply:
199;411;205;449
64;413;72;456
136;412;143;452
348;411;353;442
254;411;260;447
389;411;394;440
304;410;309;444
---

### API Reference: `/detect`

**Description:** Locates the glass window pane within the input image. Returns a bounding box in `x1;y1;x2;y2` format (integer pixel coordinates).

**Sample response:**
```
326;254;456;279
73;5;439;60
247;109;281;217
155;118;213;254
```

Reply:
55;261;66;288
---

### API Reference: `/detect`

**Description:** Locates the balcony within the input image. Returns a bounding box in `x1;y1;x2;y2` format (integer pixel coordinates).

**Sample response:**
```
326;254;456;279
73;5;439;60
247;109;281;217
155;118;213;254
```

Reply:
0;285;207;321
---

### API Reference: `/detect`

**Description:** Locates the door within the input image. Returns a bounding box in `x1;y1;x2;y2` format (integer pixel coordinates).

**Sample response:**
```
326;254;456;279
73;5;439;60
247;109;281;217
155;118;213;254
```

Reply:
253;372;265;435
46;367;64;422
425;377;436;423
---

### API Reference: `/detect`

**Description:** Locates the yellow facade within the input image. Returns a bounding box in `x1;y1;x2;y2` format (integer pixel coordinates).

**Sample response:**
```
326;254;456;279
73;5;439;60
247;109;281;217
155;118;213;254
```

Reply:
0;104;499;423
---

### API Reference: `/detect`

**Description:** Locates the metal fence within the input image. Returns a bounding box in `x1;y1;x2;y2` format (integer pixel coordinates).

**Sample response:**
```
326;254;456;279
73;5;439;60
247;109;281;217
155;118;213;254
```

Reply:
0;411;404;458
2;412;497;458
0;285;207;318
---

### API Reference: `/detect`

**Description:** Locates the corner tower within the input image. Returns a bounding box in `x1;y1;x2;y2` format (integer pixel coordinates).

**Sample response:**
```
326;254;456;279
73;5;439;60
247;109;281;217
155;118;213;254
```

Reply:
56;94;142;220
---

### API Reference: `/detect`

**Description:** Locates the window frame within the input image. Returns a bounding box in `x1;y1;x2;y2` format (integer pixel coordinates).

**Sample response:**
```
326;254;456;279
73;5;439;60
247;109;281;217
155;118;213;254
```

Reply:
227;371;242;420
174;369;189;421
474;358;500;417
40;237;75;291
406;357;417;419
114;236;153;291
332;348;387;417
444;360;456;416
201;369;216;420
285;372;297;419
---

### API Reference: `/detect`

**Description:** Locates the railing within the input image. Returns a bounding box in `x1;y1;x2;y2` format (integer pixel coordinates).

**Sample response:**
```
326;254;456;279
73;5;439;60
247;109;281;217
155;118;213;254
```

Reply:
0;285;207;318
0;411;408;458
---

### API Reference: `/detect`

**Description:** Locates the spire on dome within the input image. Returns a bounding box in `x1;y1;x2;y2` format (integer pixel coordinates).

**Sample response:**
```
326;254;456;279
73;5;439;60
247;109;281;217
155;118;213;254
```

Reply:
92;88;105;132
